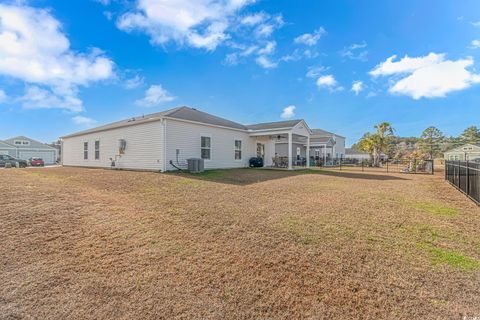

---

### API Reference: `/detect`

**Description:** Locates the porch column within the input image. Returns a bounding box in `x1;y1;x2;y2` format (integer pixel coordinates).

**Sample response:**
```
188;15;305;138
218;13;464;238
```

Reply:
306;136;310;168
288;132;293;170
323;144;327;164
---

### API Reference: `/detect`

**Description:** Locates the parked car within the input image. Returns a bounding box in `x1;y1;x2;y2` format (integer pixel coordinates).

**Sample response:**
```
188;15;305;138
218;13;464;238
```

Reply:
29;157;45;167
0;155;27;168
249;157;264;168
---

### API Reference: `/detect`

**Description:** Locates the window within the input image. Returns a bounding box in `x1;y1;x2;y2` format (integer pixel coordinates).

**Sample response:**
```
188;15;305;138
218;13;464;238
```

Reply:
234;140;242;160
14;140;30;146
95;140;100;160
83;142;88;160
201;136;211;159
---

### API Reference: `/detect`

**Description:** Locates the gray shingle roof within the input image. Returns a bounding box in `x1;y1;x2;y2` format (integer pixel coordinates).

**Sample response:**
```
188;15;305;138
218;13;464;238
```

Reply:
164;107;247;130
0;140;15;148
311;128;345;139
61;107;183;138
4;136;57;150
61;106;342;140
245;119;302;130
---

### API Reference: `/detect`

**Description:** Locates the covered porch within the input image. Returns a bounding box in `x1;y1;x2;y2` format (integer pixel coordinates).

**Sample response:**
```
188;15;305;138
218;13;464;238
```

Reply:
249;128;311;170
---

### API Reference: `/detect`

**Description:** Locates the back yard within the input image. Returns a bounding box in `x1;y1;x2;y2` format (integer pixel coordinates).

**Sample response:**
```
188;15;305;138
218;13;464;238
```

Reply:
1;167;479;319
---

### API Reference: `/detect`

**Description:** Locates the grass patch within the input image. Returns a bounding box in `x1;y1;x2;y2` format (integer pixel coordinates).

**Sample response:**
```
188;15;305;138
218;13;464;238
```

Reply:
428;247;480;271
280;216;320;245
412;201;458;216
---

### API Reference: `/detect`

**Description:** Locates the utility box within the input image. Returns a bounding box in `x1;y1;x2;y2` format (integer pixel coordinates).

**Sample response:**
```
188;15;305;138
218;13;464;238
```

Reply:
187;158;204;173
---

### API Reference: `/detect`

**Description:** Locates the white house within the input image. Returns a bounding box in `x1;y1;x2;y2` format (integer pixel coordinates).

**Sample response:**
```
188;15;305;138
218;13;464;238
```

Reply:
61;106;345;171
444;144;480;161
0;136;58;164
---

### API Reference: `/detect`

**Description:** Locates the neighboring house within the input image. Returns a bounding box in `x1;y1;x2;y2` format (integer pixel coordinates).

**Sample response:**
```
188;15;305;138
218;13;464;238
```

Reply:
61;106;346;171
344;148;371;160
444;144;480;161
0;136;58;164
344;148;388;161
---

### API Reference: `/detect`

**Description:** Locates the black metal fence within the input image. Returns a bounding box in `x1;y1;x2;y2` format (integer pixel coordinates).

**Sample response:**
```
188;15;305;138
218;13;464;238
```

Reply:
312;158;434;174
445;161;480;205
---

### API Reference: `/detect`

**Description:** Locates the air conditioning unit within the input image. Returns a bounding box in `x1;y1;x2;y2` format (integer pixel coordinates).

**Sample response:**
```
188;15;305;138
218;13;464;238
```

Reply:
187;158;204;173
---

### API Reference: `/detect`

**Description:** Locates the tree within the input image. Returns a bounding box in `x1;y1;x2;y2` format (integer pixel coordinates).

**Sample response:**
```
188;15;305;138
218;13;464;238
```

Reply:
459;126;480;144
358;122;395;166
419;126;444;159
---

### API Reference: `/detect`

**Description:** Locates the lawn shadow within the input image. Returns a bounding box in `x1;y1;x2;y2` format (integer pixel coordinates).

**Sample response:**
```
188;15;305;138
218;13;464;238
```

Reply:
166;168;408;186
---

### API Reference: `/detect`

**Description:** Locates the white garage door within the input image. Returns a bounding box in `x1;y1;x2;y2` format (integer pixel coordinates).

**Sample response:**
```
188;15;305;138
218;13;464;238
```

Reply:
19;151;55;164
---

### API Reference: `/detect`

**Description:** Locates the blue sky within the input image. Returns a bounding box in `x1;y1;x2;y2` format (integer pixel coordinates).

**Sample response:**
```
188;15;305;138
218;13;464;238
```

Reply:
0;0;479;146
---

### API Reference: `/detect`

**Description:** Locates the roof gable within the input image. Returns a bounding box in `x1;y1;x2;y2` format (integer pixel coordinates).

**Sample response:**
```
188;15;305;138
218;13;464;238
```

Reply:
245;119;302;131
445;143;480;154
0;140;15;148
4;136;56;150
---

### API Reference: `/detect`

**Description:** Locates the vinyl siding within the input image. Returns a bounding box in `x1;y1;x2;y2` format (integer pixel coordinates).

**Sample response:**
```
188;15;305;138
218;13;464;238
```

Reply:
275;143;306;158
165;119;256;171
0;148;16;157
62;120;163;171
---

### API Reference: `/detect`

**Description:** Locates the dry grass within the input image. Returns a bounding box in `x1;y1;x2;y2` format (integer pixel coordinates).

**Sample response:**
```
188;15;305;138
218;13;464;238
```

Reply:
0;167;479;319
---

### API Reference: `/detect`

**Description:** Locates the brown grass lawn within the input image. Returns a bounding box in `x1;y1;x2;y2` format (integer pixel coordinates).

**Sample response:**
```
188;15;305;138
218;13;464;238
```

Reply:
1;167;479;319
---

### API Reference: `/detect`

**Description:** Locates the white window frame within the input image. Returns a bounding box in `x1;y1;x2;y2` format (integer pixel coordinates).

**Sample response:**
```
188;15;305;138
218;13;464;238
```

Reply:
14;140;30;146
94;140;100;160
201;136;211;160
234;139;242;160
83;142;88;160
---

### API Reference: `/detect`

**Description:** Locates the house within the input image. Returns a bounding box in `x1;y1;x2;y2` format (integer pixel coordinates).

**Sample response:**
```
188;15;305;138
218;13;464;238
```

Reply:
0;136;58;164
444;144;480;161
344;148;388;161
61;106;345;171
344;148;371;160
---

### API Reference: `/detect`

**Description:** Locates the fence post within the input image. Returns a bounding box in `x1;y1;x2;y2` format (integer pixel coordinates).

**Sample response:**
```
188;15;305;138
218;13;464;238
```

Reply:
466;160;470;197
431;160;434;175
362;161;364;172
386;159;389;173
339;157;342;171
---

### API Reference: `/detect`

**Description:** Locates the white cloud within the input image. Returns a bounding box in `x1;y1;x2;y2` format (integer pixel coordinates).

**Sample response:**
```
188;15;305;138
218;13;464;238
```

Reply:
280;105;295;119
470;40;480;49
316;75;343;92
0;4;115;112
124;75;144;89
471;21;480;27
135;84;175;107
294;27;326;46
306;66;326;78
116;0;255;51
351;81;364;95
255;55;277;69
255;23;275;38
370;53;443;77
370;53;480;99
19;86;83;111
0;89;6;103
241;12;267;26
258;41;276;55
72;115;97;127
340;41;368;61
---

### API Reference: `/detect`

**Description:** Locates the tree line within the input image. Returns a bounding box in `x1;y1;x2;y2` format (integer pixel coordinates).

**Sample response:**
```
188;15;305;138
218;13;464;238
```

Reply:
351;124;480;162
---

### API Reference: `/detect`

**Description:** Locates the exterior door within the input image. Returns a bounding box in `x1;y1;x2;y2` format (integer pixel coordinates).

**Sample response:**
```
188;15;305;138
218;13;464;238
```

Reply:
256;143;265;159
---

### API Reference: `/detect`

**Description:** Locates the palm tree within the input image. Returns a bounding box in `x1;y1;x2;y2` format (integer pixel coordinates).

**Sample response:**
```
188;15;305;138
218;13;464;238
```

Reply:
359;122;394;167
